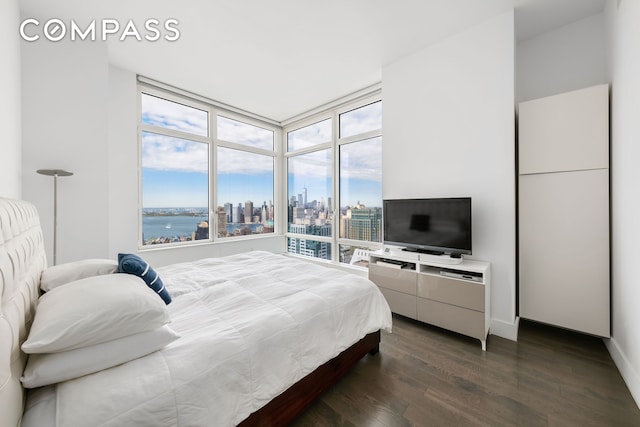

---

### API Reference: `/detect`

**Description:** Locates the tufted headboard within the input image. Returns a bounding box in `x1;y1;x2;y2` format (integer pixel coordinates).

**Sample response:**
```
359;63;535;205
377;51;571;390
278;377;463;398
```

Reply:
0;199;47;427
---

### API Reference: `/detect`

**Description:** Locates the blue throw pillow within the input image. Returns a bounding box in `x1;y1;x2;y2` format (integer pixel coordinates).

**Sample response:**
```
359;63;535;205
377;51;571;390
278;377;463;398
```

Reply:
117;253;171;304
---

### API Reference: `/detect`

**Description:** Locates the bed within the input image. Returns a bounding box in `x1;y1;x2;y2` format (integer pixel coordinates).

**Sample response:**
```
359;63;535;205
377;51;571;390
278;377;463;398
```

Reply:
0;198;392;427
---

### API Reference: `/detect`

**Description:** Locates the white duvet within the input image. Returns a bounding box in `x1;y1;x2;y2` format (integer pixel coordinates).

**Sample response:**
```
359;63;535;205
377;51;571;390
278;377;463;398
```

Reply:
22;251;392;427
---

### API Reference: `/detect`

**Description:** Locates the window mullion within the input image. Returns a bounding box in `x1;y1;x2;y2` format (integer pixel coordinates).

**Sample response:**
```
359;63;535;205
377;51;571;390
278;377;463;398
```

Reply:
139;123;210;144
217;140;276;157
332;110;340;263
338;128;382;146
284;142;332;158
209;105;217;243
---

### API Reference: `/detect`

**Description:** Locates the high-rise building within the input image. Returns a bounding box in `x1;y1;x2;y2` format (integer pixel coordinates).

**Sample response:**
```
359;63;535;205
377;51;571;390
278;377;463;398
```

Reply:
287;232;331;260
217;207;227;237
234;203;243;223
346;207;382;242
224;203;233;223
194;221;209;240
244;200;253;223
292;206;305;222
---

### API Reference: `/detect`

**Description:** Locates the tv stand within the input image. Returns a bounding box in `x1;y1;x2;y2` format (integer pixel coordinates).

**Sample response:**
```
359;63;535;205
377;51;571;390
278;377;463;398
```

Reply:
369;250;490;350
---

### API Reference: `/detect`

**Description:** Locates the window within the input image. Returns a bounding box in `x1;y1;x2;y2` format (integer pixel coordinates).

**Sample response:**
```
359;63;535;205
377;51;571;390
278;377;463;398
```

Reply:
141;132;209;244
216;147;274;238
285;97;382;264
287;149;333;235
139;83;379;259
339;136;382;242
139;88;277;247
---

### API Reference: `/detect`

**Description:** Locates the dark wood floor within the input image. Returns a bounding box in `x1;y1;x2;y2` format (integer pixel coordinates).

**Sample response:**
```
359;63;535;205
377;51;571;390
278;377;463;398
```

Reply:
291;314;640;427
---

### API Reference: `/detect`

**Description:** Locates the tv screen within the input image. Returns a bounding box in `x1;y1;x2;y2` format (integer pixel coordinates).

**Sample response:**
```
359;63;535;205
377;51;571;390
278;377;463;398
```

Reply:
383;198;472;255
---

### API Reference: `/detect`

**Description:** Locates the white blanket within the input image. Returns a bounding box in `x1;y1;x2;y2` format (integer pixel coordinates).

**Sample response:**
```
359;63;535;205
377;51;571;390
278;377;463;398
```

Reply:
23;251;392;426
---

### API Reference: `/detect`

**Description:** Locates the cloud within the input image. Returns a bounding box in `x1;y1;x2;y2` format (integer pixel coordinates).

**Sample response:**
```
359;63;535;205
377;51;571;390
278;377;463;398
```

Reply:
287;118;332;151
340;101;382;138
339;136;382;182
141;93;208;136
287;136;382;183
218;116;274;150
142;132;208;173
217;147;273;175
288;149;332;179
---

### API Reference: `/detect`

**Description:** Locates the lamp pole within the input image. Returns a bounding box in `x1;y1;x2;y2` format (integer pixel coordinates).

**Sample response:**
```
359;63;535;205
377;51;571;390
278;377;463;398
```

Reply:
37;169;73;265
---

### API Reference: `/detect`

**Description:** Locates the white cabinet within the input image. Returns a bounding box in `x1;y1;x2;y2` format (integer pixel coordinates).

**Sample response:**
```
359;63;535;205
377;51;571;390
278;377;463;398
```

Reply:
518;84;610;337
369;251;490;350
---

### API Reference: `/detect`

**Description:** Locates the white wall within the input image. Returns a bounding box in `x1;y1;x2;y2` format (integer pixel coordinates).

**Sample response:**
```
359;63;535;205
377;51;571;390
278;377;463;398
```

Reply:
605;0;640;407
0;0;22;199
107;65;139;259
21;38;110;265
516;12;607;103
382;11;517;340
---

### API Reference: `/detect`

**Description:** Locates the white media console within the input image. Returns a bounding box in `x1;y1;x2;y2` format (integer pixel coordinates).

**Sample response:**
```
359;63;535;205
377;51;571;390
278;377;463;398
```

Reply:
369;247;491;350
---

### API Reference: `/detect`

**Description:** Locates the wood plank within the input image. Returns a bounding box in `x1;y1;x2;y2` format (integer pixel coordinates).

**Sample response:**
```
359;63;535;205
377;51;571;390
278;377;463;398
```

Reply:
292;316;640;426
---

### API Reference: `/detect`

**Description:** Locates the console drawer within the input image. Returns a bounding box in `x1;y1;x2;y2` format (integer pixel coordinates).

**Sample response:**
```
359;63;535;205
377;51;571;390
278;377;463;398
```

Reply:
417;273;484;312
369;263;417;295
379;287;417;319
417;298;485;340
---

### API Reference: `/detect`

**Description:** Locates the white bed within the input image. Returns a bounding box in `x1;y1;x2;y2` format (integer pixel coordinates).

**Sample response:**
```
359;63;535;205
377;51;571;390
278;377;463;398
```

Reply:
0;198;392;427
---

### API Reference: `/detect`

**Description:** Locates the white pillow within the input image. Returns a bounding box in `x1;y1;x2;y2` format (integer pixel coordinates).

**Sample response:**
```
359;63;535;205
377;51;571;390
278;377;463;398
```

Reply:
21;325;179;388
40;259;118;292
22;274;170;354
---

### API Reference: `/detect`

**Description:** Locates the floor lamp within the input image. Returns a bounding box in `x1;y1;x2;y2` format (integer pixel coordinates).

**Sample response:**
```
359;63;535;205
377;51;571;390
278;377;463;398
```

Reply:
37;169;73;265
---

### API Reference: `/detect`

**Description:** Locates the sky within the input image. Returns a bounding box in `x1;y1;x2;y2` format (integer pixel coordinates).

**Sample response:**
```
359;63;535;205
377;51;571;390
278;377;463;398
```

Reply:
141;94;381;209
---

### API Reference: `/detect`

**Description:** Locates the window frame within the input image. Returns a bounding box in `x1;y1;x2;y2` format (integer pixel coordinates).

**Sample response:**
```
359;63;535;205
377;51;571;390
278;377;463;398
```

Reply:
137;84;281;249
284;92;383;264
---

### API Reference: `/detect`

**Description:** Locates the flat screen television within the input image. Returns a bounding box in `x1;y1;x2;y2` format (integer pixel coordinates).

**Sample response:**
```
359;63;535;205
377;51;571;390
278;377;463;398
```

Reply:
383;197;472;255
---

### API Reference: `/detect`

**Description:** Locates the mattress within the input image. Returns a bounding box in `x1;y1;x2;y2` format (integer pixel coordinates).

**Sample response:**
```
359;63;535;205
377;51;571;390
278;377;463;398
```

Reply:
22;251;392;426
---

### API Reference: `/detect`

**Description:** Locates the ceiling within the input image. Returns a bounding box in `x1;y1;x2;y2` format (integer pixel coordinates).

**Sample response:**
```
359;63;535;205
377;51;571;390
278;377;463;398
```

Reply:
19;0;605;122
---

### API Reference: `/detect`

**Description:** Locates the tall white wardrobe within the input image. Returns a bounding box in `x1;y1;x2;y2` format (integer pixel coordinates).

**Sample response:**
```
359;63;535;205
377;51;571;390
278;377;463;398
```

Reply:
518;84;610;337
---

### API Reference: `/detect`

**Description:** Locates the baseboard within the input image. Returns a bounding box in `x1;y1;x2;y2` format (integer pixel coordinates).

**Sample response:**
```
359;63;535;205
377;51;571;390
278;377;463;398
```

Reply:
605;337;640;409
490;316;520;342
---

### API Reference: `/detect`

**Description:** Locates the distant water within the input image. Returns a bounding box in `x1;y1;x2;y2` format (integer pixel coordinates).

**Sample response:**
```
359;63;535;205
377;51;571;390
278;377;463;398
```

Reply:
142;214;273;242
143;215;208;241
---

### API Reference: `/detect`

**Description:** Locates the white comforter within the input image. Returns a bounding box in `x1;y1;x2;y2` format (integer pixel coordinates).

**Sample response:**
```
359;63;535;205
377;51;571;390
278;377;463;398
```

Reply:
23;251;392;426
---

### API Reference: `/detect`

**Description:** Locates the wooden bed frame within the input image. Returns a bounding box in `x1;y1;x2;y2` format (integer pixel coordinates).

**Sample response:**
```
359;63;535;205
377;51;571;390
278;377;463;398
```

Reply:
239;330;381;426
0;197;382;427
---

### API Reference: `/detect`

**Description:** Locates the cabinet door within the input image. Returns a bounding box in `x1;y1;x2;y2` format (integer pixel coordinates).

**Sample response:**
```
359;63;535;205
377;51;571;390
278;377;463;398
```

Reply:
519;169;609;336
519;84;609;175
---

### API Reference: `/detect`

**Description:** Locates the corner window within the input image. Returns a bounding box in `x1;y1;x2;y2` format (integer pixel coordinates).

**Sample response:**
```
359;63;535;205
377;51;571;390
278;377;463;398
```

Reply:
139;88;277;247
285;97;382;264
